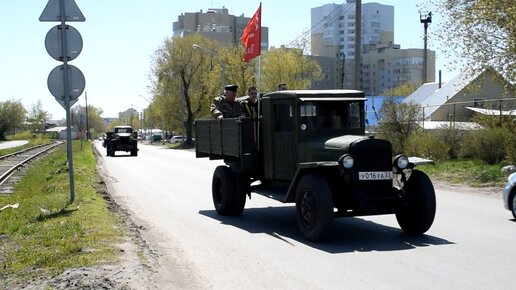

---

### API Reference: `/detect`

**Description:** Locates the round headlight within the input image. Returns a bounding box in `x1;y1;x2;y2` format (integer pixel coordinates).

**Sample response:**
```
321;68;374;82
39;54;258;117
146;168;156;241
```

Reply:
339;154;354;169
396;155;409;170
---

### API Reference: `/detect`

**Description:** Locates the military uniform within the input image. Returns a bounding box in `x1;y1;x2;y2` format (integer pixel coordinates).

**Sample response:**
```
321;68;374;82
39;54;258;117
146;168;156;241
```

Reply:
210;95;245;119
238;95;259;119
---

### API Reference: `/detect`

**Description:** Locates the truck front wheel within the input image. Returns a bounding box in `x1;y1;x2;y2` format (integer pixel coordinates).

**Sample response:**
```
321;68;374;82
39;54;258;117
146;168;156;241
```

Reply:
295;174;334;242
396;169;436;234
212;166;245;215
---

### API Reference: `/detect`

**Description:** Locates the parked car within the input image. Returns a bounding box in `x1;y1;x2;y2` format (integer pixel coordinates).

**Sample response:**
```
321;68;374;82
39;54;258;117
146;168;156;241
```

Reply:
170;135;185;144
502;166;516;219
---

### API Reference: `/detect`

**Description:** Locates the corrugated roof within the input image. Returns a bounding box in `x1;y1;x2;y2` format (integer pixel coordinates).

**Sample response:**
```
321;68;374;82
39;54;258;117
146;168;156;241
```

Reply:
403;82;441;104
404;69;484;119
418;121;481;130
465;106;516;116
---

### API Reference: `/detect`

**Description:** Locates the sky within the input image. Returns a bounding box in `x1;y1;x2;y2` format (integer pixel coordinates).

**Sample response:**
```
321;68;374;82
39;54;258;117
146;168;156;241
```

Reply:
0;0;452;120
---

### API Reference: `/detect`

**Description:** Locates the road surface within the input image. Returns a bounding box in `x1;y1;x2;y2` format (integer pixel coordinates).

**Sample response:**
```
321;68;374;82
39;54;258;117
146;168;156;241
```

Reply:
93;141;516;289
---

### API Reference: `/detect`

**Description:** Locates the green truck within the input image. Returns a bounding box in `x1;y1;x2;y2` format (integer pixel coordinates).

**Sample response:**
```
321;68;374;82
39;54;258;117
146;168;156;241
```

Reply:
195;90;435;241
104;125;139;157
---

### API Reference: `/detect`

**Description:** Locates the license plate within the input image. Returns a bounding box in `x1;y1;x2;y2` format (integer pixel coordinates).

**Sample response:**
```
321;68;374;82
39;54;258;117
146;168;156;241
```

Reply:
358;171;393;180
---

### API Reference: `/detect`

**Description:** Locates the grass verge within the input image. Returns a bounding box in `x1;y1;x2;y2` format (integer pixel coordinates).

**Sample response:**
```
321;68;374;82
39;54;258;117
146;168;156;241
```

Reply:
418;159;509;188
0;132;53;156
0;140;124;286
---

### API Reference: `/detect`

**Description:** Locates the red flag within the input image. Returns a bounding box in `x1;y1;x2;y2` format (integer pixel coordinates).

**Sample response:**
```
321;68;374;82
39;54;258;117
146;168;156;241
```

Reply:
241;4;261;62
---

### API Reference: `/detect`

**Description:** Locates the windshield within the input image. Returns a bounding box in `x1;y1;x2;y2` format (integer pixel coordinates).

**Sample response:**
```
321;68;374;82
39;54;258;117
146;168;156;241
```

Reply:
115;127;133;133
299;101;361;131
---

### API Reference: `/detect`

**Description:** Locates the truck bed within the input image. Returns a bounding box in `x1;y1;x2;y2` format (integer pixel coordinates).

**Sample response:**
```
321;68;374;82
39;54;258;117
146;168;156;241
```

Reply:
195;117;262;173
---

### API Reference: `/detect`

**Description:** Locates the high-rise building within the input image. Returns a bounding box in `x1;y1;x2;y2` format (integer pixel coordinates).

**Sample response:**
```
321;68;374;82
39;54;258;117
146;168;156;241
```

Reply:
361;43;436;95
310;1;435;94
172;7;269;51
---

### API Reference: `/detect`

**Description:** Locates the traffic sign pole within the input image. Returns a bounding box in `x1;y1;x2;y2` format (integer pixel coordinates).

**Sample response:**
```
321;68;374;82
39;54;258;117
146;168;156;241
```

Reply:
41;0;85;204
60;0;75;203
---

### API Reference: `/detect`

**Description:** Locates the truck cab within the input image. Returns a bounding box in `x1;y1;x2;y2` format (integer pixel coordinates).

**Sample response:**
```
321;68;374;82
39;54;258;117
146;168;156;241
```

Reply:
195;90;435;241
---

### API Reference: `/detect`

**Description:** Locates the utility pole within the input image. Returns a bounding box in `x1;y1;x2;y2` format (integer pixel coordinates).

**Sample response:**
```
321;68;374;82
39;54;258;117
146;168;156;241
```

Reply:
420;11;432;84
85;91;89;140
354;0;362;90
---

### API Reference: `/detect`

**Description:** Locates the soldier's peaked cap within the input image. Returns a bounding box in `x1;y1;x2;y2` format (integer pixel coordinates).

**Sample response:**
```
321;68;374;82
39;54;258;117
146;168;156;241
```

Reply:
224;84;238;91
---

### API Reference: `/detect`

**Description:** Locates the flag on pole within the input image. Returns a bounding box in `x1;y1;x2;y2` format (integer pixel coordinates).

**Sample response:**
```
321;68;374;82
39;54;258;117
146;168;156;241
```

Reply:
241;3;261;62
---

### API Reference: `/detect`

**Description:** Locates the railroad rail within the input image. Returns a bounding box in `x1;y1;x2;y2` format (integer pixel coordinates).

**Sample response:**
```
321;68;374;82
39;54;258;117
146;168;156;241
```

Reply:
0;141;65;186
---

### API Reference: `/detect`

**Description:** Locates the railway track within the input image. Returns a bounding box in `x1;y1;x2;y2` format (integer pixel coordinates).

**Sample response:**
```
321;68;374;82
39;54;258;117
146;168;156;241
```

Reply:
0;141;65;188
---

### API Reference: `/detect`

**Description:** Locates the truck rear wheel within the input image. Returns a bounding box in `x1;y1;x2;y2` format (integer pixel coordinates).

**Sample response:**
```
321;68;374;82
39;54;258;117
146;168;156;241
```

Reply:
295;174;334;242
212;166;245;215
396;169;436;234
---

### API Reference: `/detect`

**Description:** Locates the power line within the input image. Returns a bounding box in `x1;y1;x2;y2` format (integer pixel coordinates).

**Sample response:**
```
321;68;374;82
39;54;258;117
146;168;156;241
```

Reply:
284;2;354;49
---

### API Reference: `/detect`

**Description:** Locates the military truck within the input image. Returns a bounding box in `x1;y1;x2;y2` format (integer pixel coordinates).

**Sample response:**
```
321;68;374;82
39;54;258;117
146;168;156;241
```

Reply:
104;125;138;157
195;90;435;241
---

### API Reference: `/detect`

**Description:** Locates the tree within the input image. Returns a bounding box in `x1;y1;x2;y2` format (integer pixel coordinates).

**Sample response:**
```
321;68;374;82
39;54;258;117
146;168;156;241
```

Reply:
26;100;50;134
426;0;516;83
152;34;218;147
0;99;26;140
377;98;423;154
382;82;419;97
261;47;322;91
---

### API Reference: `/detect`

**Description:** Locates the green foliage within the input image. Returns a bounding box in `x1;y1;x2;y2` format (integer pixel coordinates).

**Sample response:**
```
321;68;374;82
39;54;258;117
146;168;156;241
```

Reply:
26;100;49;134
468;112;516;164
71;105;107;137
406;131;450;161
0;141;123;286
152;34;221;144
427;0;516;83
433;124;466;159
459;128;506;164
382;82;419;97
377;99;423;154
261;47;322;91
0;99;26;140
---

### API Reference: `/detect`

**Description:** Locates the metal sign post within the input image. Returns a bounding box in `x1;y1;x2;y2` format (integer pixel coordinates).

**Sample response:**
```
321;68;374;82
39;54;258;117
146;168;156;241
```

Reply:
40;0;85;203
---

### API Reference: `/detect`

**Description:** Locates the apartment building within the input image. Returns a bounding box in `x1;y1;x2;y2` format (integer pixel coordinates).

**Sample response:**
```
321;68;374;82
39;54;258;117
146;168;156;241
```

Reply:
362;43;436;95
311;0;435;94
172;7;269;51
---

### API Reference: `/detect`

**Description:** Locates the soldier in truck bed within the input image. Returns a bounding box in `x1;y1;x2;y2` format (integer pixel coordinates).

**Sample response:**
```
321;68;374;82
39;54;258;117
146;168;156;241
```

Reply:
210;84;245;121
238;86;259;119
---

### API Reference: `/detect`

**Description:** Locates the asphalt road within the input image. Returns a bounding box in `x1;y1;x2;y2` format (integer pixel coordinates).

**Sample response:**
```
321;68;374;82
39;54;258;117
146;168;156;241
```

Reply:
94;141;516;289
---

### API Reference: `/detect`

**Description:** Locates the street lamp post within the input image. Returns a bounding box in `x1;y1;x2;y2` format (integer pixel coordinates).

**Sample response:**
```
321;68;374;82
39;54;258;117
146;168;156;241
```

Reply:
192;44;225;93
140;95;153;144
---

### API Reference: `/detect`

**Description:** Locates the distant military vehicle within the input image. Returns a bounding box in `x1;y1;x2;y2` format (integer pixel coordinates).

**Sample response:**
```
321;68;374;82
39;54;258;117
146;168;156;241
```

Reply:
195;90;435;241
104;125;138;157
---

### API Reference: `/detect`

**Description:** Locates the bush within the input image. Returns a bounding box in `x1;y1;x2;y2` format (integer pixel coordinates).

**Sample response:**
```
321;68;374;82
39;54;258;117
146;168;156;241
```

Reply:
405;131;450;161
506;131;516;164
460;128;506;164
435;125;465;159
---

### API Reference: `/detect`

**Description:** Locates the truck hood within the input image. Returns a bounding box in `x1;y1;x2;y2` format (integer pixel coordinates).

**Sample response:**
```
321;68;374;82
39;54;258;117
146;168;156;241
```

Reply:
324;135;369;150
116;133;132;138
298;135;369;162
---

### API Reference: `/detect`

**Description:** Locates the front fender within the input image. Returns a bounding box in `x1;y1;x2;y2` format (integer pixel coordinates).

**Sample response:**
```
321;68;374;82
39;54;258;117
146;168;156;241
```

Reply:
284;162;339;203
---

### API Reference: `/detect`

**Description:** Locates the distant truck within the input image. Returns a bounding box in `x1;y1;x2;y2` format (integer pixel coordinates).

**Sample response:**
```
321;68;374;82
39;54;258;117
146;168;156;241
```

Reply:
195;90;436;241
104;125;138;157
